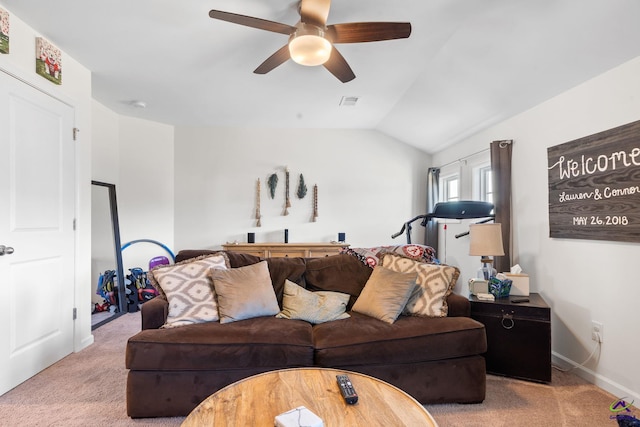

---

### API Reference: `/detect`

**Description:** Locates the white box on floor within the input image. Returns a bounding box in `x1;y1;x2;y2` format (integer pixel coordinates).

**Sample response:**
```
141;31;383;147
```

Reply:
504;273;529;296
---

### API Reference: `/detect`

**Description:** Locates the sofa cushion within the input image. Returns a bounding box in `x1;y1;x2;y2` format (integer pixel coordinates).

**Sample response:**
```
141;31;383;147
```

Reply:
148;254;229;328
210;261;280;324
276;279;350;324
175;249;222;263
381;253;459;318
191;250;307;307
206;251;308;302
351;266;417;324
262;257;307;306
304;254;373;308
313;311;487;367
126;316;314;371
223;251;262;267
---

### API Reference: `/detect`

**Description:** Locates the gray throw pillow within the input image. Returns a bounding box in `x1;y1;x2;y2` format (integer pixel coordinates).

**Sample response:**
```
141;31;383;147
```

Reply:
210;261;280;324
276;279;350;324
351;265;417;324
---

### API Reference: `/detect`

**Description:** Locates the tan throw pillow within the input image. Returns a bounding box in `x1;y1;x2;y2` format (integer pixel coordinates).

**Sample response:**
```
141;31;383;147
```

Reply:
351;266;417;324
149;254;229;328
381;253;459;317
210;261;280;324
276;279;350;324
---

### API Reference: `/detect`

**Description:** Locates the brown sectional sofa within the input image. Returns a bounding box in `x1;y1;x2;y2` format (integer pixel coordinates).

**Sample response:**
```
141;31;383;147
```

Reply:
126;250;487;418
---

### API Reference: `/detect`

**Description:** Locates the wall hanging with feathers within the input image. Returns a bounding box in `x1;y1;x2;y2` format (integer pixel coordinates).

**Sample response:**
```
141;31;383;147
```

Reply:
297;174;307;199
267;173;278;199
252;168;317;223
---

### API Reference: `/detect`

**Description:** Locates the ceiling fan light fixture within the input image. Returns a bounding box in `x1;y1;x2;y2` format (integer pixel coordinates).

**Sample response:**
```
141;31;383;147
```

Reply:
288;25;332;66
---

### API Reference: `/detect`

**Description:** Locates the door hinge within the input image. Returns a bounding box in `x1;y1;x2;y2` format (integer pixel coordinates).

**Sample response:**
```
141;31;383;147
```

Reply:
73;128;80;141
73;218;76;230
73;307;77;320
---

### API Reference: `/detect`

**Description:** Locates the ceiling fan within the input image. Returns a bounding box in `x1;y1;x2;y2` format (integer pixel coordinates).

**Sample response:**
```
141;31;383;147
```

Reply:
209;0;411;83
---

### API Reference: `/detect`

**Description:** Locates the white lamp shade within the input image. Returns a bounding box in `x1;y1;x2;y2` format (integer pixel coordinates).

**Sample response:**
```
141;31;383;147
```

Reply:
469;223;505;256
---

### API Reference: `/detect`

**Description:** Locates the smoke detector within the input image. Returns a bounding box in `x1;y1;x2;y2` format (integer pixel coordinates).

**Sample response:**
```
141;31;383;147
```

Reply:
129;100;147;109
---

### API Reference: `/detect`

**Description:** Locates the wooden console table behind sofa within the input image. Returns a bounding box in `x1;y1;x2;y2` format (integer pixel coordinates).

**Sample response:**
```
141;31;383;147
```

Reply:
222;242;349;258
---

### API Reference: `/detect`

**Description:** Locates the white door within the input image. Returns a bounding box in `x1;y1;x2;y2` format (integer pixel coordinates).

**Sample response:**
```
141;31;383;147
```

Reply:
0;70;76;395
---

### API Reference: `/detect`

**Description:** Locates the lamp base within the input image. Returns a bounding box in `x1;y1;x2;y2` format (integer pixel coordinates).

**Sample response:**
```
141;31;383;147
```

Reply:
478;258;496;280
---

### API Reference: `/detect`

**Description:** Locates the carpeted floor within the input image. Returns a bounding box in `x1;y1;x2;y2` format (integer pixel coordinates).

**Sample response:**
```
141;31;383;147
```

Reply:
425;369;623;426
0;311;628;426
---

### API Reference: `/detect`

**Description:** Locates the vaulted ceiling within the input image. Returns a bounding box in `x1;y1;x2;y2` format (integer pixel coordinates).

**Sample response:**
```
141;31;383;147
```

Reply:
4;0;640;153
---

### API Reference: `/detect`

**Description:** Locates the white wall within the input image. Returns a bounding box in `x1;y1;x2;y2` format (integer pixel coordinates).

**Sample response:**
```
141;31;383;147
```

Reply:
91;101;119;184
433;55;640;404
0;6;94;351
174;127;431;251
90;101;119;305
117;116;174;271
91;102;175;272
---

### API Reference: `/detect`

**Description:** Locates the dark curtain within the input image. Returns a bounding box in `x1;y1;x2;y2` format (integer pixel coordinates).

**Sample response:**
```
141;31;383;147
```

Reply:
425;168;440;250
490;140;513;273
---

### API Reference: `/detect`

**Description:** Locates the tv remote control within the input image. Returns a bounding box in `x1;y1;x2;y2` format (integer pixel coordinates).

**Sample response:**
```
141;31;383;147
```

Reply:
336;374;358;404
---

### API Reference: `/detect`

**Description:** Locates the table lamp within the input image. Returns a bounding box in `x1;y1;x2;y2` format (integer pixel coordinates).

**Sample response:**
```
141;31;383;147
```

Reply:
469;223;505;280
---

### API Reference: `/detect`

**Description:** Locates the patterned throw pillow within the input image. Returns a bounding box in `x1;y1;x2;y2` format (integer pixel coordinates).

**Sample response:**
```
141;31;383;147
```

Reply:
276;279;350;324
351;266;417;324
149;254;229;328
380;253;459;317
341;244;436;268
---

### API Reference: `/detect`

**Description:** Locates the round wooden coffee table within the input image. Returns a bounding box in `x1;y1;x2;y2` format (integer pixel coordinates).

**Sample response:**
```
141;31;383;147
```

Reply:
181;368;438;426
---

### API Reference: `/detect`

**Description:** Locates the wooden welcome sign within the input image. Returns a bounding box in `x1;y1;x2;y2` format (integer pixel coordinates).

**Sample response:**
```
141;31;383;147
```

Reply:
547;119;640;243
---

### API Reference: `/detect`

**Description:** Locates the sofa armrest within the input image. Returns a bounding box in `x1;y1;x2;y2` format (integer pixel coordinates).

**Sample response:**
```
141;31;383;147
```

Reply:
447;293;471;317
141;296;169;330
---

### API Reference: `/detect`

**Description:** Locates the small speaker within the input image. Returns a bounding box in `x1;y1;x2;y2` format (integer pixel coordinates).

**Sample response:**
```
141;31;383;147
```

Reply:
338;232;346;242
284;229;289;243
247;232;255;243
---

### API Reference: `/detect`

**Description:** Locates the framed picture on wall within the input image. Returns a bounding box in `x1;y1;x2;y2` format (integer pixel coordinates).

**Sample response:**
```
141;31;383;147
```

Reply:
547;119;640;243
35;37;62;85
0;7;9;54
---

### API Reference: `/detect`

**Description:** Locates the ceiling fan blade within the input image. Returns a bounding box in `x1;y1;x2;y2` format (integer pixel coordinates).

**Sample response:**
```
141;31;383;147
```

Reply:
254;45;291;74
323;47;355;83
327;22;411;43
299;0;331;27
209;10;295;35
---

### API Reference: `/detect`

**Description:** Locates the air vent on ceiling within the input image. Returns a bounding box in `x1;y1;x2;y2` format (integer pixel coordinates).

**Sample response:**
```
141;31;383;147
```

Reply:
339;96;359;107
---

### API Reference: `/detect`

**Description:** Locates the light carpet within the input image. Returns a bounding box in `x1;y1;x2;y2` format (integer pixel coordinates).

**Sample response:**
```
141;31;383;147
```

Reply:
0;311;627;426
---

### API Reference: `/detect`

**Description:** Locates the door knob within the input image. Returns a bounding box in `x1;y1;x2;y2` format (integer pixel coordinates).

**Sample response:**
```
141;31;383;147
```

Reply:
0;245;15;256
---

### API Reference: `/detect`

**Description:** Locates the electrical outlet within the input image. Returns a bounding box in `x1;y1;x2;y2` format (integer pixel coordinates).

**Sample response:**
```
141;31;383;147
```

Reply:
591;321;604;343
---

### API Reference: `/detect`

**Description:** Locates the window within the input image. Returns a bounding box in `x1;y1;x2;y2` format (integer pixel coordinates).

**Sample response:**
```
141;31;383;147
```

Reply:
437;152;492;204
441;174;460;202
478;165;493;203
438;162;460;204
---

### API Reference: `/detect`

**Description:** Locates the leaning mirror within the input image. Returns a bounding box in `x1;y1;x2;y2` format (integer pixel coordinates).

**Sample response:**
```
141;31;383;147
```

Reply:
91;181;126;329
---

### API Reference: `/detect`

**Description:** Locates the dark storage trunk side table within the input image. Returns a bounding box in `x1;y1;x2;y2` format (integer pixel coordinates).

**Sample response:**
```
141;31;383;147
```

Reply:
469;293;551;383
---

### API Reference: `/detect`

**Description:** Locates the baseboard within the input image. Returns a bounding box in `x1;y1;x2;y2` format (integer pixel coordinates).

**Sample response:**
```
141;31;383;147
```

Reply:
552;351;639;410
76;333;94;352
